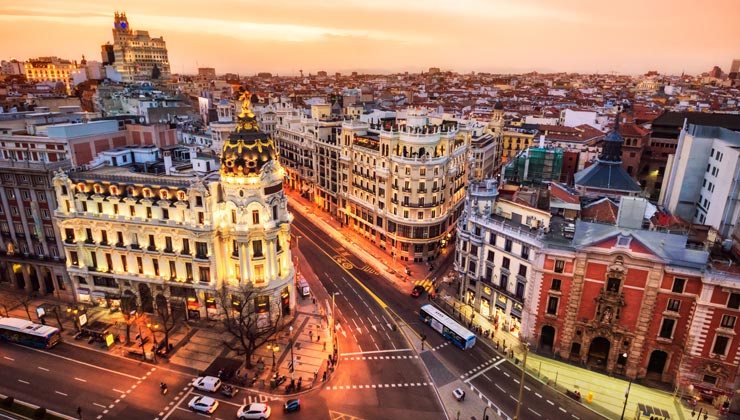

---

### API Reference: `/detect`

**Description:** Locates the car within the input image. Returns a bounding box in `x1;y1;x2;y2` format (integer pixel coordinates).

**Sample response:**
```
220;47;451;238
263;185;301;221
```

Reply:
192;376;222;392
411;285;425;298
284;399;300;412
452;387;465;401
188;396;219;414
236;403;271;420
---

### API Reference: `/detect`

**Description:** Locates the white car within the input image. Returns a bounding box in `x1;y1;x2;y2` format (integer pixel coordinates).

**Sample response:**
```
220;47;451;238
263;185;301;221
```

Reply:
192;376;222;392
236;403;271;419
189;396;219;414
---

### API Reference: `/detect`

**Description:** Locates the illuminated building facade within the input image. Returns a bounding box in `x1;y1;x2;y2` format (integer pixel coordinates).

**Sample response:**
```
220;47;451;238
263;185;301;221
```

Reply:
107;12;171;83
52;90;294;320
24;57;78;94
339;108;469;262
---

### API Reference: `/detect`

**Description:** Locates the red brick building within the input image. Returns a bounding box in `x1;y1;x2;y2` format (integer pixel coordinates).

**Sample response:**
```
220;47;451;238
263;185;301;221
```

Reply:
532;218;708;385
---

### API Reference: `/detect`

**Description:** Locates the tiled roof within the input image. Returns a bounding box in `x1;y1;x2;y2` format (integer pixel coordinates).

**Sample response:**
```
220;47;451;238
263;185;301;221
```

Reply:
574;161;642;192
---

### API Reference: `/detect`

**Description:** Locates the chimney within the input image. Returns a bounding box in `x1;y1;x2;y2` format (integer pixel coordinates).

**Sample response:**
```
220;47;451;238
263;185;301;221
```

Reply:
163;150;173;175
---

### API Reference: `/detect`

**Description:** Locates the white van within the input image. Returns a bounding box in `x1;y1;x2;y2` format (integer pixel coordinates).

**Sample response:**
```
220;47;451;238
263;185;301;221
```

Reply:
298;278;310;298
192;376;222;392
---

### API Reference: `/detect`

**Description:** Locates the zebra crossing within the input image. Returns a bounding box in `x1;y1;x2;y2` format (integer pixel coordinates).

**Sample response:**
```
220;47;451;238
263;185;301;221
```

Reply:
359;265;378;274
459;356;503;379
414;278;436;292
325;382;433;391
342;354;419;361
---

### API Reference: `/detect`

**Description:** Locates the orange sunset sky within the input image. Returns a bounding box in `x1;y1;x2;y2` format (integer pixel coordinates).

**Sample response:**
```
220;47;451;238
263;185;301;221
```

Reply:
1;0;739;76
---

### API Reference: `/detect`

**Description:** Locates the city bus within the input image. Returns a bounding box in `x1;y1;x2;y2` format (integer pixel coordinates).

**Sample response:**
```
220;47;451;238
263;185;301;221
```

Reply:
419;304;476;350
0;317;62;349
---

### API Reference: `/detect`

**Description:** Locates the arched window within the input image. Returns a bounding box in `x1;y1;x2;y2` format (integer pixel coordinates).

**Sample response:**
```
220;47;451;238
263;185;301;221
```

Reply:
159;189;169;200
109;185;119;195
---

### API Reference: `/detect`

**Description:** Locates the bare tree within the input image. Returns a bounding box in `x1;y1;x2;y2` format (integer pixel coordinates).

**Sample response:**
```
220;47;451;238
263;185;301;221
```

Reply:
6;291;36;321
154;294;183;352
120;292;139;345
217;284;281;369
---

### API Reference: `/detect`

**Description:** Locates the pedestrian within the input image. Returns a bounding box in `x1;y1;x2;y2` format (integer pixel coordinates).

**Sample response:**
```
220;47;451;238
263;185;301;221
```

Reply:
309;330;313;341
77;406;83;420
298;377;302;391
322;370;327;381
317;334;320;343
323;342;327;351
313;297;316;305
314;370;318;380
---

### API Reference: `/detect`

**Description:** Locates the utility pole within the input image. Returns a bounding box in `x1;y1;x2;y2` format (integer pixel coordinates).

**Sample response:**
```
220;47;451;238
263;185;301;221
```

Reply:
514;343;529;420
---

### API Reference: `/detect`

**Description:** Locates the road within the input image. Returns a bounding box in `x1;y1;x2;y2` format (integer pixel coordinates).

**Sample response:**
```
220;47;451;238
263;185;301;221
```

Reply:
291;209;603;420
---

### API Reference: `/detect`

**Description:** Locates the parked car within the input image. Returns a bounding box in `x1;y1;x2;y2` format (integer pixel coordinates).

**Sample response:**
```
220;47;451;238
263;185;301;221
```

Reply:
411;285;425;298
188;396;219;414
192;376;222;392
453;387;465;402
284;399;301;412
236;403;271;420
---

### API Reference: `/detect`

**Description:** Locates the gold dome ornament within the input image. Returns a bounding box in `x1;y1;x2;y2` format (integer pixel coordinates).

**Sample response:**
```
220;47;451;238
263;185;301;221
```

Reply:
236;87;259;132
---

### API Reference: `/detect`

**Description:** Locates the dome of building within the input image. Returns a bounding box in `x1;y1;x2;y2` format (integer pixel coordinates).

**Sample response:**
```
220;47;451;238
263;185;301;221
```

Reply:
220;88;277;178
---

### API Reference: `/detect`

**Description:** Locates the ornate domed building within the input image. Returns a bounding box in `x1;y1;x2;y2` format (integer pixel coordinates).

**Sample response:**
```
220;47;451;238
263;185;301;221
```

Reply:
52;87;294;324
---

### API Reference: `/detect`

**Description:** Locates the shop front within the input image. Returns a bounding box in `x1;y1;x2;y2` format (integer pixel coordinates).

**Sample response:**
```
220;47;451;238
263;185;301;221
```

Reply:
186;297;200;320
77;287;91;304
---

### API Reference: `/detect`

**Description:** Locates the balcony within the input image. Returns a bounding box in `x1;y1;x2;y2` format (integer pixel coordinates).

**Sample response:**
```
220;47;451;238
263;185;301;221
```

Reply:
194;254;208;261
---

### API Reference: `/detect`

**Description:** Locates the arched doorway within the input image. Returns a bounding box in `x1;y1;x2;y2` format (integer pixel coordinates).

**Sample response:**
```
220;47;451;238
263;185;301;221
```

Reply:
587;337;611;369
647;350;668;378
540;325;555;353
138;283;154;313
42;268;54;295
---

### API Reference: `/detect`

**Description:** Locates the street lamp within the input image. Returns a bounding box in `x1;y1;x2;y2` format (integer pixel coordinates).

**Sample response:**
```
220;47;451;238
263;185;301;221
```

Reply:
147;323;159;362
514;342;529;420
288;326;295;379
267;341;279;370
482;407;490;420
620;353;632;420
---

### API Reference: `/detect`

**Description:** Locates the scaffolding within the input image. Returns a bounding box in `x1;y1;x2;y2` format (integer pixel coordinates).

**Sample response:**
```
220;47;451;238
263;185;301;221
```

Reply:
503;147;563;186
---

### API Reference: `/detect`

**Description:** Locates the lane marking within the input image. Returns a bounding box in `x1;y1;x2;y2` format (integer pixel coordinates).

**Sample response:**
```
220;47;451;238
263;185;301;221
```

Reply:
535;392;543;398
559;407;567;413
547;400;554;406
3;356;14;361
38;366;49;371
74;377;87;382
93;403;107;409
55;391;67;396
18;379;29;384
528;408;542;417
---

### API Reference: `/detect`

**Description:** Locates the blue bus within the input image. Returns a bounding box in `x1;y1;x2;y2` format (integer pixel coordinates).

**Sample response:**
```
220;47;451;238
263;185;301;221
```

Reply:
0;317;61;349
419;304;476;350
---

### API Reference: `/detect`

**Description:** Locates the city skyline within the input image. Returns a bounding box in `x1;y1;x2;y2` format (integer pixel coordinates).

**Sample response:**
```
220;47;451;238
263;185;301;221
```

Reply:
1;0;739;76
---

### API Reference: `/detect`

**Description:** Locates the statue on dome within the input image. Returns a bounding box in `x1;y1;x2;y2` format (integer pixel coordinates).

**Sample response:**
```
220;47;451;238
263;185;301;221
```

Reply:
235;86;259;132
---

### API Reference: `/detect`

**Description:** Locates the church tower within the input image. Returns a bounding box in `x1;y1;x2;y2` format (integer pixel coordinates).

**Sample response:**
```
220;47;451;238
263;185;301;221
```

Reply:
215;87;295;322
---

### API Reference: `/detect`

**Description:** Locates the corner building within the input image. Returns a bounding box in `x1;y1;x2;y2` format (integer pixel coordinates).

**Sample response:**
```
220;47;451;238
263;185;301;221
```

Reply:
53;91;294;320
339;109;469;262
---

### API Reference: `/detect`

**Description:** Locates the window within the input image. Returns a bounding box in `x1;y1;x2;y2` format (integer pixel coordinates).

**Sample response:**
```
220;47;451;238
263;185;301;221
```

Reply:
515;283;525;300
148;234;156;250
70;251;79;266
195;196;203;207
85;228;93;243
672;278;686;293
252;210;260;224
521;246;530;259
129;205;136;217
551;279;561;291
137;257;143;274
272;205;278;220
727;293;740;309
667;299;680;312
712;335;730;356
182;239;190;255
487;250;494;262
554;260;565;273
164;237;173;252
499;274;508;288
489;234;496;246
162;208;169;220
199;267;211;283
253;240;263;257
518;265;527;277
121;255;128;272
169;261;177;279
195;242;208;258
469;244;478;257
502;257;510;270
547;297;558;315
721;315;737;329
153;259;160;276
658;318;675;339
97;202;103;213
504;239;512;252
100;231;108;245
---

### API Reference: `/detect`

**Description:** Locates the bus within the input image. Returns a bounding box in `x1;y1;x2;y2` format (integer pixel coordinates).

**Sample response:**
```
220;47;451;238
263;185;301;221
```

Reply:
419;304;476;350
0;317;62;349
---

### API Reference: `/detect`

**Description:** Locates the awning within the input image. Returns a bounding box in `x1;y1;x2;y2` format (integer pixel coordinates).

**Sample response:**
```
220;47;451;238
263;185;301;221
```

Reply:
693;382;733;397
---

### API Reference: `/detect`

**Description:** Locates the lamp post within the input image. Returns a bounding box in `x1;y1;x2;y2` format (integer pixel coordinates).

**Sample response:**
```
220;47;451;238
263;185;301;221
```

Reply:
482;407;490;420
147;323;159;362
620;353;632;420
514;342;529;420
267;341;279;370
289;326;295;379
